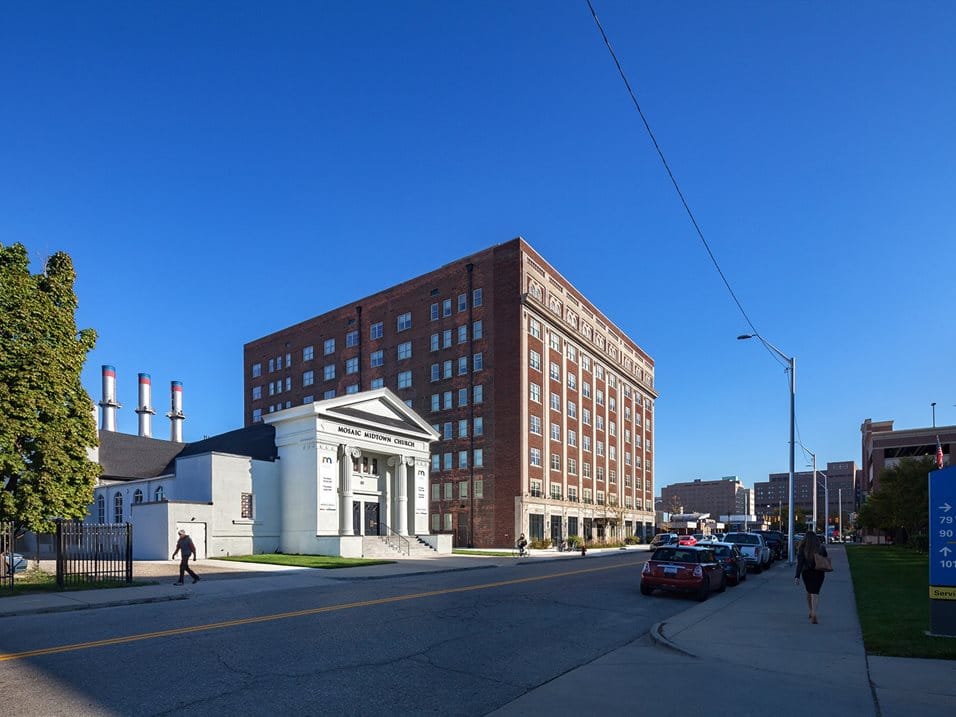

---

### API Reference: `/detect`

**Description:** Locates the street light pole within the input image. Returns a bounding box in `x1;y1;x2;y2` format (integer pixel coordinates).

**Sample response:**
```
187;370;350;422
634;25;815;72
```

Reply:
738;334;796;564
809;450;818;532
838;487;843;540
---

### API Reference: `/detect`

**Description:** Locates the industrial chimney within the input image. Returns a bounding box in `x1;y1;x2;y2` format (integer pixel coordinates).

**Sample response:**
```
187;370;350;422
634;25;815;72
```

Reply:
166;380;186;443
99;365;121;431
135;373;156;438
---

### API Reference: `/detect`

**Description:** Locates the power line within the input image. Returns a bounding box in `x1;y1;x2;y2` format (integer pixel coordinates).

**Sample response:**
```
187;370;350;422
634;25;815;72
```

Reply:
585;1;767;351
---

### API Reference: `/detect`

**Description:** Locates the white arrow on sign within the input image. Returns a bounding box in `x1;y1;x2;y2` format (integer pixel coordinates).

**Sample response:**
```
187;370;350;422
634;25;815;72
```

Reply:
941;503;952;513
942;546;953;557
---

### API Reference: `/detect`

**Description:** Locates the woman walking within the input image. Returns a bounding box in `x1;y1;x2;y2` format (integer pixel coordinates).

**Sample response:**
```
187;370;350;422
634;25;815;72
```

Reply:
794;530;828;623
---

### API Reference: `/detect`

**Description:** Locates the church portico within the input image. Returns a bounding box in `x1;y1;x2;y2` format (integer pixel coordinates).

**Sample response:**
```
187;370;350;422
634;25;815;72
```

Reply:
265;388;440;557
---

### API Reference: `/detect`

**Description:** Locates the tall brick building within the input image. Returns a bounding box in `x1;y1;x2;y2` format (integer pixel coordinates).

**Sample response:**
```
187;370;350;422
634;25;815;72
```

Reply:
243;238;657;548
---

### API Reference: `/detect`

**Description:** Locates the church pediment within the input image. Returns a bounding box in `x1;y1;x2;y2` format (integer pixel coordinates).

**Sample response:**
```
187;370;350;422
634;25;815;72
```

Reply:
316;389;438;440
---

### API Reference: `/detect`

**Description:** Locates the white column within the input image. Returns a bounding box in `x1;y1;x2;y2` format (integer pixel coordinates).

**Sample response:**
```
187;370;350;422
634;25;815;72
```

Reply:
388;455;412;536
339;445;359;535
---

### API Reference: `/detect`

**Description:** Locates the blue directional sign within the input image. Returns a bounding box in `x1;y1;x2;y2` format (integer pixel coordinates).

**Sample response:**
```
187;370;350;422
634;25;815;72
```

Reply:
929;466;956;598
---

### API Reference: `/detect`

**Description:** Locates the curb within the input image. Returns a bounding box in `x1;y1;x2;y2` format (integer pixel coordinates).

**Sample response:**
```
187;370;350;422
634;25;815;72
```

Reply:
649;621;698;657
0;592;189;619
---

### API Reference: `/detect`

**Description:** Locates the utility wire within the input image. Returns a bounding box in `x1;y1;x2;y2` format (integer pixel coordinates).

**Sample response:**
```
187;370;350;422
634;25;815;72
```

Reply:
586;1;781;365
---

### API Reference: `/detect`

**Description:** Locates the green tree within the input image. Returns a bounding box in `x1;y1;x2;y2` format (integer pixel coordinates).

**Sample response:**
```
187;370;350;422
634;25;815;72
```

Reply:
857;457;933;542
0;243;100;536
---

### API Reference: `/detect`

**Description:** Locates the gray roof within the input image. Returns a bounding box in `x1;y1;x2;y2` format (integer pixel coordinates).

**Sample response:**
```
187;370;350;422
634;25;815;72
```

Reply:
97;424;277;481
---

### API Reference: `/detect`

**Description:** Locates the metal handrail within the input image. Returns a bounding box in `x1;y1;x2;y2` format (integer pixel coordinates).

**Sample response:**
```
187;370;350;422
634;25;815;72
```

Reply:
380;522;410;556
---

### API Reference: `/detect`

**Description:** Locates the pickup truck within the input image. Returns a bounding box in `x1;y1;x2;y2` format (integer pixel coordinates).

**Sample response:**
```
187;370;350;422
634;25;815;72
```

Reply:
722;532;772;573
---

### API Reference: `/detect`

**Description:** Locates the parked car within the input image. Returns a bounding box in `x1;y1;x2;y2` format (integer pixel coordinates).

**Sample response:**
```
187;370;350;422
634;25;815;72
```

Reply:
723;532;772;572
641;545;727;601
753;530;786;560
677;535;698;546
3;552;27;574
650;533;678;548
708;542;747;585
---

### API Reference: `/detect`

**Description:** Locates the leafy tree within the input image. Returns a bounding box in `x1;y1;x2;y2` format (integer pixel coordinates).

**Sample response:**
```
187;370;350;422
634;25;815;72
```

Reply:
0;243;100;537
857;457;933;542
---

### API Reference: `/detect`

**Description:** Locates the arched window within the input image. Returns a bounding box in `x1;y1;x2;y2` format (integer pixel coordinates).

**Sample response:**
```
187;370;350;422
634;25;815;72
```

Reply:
97;494;105;524
114;492;123;523
155;486;165;502
133;489;144;504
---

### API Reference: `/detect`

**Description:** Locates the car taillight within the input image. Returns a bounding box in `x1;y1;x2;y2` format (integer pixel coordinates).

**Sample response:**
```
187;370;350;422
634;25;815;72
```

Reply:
642;562;650;575
693;565;702;578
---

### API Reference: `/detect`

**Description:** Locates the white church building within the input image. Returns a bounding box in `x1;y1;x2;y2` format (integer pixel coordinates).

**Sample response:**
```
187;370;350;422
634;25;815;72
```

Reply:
88;388;445;560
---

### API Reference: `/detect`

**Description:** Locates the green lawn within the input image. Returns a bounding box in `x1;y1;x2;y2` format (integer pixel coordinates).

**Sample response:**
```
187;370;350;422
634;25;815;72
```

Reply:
452;549;513;557
847;545;956;659
0;569;152;597
216;554;394;569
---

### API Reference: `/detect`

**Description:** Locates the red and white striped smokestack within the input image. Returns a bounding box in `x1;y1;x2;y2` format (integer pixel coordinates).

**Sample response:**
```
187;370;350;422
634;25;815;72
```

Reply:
166;380;185;443
135;373;156;438
98;365;122;431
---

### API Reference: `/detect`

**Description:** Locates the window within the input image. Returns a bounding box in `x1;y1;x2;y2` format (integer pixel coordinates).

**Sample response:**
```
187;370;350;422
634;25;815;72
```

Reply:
583;436;591;452
398;341;412;360
276;355;283;370
550;393;560;411
596;416;604;432
596;365;605;380
443;360;452;378
458;325;468;344
370;378;384;389
597;466;605;481
252;363;262;378
370;322;383;340
549;333;560;351
474;449;483;468
252;385;262;400
609;397;616;412
597;441;605;456
583;463;592;478
346;357;359;375
431;394;440;411
371;350;384;368
458;356;468;375
458;388;468;407
241;492;253;519
443;453;453;471
530;448;542;466
609;446;616;461
114;492;123;523
582;355;591;372
444;482;453;500
323;389;336;399
473;352;483;371
303;370;314;387
458;419;468;437
551;423;561;441
530;383;541;402
431;364;440;382
474;477;483;496
567;401;577;419
155;486;165;502
303;395;314;404
458;451;468;469
346;384;359;394
530;415;542;434
303;346;314;361
473;384;483;403
531;480;543;497
568;459;577;476
268;358;275;373
398;370;412;389
285;377;291;392
252;408;262;423
596;389;605;406
431;333;440;351
550;481;561;498
474;417;483;435
583;408;591;425
97;494;105;523
443;391;452;409
529;318;541;339
444;513;453;531
568;486;578;501
473;288;483;306
566;344;576;362
530;350;541;371
431;513;440;531
567;373;576;390
551;453;561;471
442;298;452;317
431;303;439;320
568;429;577;447
346;330;359;348
473;320;483;340
458;293;467;312
550;362;560;381
397;312;412;331
583;487;592;503
582;383;591;398
443;329;452;348
443;422;453;439
324;338;335;355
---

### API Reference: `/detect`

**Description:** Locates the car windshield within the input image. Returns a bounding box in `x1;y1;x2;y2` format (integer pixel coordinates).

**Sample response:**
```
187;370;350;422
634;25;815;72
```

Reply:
652;548;699;563
727;534;758;544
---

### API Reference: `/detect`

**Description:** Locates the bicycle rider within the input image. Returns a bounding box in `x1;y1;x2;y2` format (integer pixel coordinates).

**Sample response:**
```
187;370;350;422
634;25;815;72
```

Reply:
516;533;529;557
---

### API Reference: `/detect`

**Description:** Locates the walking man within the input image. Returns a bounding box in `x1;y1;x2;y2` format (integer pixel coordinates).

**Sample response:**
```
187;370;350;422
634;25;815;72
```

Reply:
172;529;200;585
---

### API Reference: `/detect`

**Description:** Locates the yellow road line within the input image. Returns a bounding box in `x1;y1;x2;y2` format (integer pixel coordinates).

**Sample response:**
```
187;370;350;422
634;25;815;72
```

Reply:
1;558;637;662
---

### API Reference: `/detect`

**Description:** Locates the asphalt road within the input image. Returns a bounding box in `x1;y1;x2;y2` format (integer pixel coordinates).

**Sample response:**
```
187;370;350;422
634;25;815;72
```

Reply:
0;552;701;716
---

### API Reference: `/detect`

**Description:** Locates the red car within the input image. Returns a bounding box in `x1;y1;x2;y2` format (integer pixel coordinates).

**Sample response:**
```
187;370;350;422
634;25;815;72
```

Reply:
640;545;727;601
677;535;697;546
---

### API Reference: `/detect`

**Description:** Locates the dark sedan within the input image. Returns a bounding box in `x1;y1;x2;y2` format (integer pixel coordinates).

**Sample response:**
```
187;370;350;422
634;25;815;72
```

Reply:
640;545;726;601
708;542;747;586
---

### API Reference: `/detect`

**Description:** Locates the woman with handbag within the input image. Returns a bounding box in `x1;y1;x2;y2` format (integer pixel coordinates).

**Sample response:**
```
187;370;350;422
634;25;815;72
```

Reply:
794;529;829;624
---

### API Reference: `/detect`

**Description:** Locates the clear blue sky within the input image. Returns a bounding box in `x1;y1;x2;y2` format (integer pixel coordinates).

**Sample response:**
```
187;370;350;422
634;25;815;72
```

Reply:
3;2;954;491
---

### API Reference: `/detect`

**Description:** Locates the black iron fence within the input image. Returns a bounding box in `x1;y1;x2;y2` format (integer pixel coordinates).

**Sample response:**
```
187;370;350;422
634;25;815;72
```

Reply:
1;521;16;590
55;520;133;589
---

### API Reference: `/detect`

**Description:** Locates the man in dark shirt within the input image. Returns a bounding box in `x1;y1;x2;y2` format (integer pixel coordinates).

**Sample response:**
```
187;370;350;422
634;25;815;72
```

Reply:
172;529;200;585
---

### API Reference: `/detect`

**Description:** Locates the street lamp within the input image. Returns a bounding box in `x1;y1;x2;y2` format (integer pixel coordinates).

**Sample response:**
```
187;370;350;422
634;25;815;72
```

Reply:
738;333;796;564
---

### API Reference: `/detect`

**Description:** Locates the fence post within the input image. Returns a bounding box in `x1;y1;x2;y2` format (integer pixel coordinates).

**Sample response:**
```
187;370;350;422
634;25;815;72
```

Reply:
126;522;133;583
55;518;64;589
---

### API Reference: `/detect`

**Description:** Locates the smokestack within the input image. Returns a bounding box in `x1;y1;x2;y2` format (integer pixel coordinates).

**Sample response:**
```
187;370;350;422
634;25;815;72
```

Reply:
135;373;156;438
166;380;185;443
99;365;121;431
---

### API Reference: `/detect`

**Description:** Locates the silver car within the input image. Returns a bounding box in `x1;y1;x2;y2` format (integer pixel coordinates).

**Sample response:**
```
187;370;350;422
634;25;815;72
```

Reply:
722;532;772;572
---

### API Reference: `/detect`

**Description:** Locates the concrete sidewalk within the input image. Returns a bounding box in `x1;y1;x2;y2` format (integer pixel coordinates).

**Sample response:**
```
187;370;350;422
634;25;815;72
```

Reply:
492;544;956;717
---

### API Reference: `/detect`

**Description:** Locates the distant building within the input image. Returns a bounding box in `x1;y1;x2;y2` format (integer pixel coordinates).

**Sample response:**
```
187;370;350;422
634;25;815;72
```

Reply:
243;238;659;547
754;461;858;534
861;419;953;493
660;477;750;520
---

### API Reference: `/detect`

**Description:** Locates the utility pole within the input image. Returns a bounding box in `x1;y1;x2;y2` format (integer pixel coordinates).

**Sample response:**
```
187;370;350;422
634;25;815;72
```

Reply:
838;487;843;540
811;452;817;533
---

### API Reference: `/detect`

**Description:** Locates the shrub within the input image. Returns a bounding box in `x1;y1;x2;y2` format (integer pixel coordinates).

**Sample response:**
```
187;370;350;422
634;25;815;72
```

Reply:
530;538;551;550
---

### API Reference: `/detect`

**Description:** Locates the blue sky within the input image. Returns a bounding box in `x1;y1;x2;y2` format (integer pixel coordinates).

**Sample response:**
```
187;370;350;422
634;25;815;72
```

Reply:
2;2;954;490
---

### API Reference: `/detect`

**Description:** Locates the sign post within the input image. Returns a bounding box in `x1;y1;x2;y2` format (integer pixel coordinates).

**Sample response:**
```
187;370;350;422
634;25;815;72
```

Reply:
929;465;956;636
